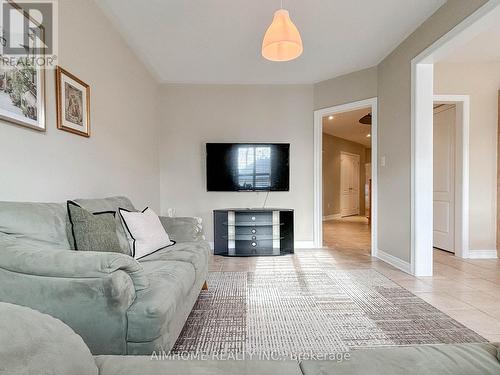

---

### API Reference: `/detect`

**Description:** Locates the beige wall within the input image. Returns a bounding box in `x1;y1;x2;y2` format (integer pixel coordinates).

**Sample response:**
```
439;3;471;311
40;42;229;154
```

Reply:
376;0;489;262
323;134;367;217
0;0;161;209
435;62;500;252
314;67;378;111
159;84;314;243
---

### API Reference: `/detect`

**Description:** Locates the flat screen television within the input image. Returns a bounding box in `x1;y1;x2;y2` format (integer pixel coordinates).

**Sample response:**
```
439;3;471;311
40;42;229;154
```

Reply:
206;143;290;191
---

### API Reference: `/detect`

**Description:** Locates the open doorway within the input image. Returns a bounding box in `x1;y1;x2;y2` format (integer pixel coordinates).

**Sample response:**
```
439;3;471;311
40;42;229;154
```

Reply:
313;98;378;257
412;2;500;276
322;107;372;253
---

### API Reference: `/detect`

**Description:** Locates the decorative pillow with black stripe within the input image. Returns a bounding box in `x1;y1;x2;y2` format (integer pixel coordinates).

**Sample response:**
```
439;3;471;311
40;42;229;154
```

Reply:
119;207;175;259
67;201;123;253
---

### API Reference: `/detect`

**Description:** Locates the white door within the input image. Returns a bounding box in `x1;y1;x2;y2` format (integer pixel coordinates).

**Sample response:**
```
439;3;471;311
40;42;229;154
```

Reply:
433;105;455;253
340;152;360;217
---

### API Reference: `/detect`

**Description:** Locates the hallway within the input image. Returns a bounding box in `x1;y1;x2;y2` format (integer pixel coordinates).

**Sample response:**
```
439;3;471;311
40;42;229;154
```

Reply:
322;215;371;254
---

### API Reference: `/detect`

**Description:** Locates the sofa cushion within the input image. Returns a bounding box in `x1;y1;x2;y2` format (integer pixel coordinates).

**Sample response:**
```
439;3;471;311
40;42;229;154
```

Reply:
73;196;135;255
126;260;196;342
140;259;195;296
159;216;205;243
141;241;210;281
300;343;500;375
0;302;98;375
119;207;174;259
0;201;71;249
67;201;122;253
95;357;302;375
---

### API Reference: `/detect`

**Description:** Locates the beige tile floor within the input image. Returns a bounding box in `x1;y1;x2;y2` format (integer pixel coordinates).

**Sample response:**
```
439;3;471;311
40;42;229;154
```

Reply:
209;217;500;342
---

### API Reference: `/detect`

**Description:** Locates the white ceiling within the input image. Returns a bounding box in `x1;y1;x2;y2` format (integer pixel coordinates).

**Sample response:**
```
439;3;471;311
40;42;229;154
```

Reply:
440;21;500;63
323;107;372;147
97;0;446;84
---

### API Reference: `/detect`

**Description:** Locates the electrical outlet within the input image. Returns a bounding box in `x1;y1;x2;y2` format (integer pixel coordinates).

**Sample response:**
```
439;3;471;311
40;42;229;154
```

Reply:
381;156;386;167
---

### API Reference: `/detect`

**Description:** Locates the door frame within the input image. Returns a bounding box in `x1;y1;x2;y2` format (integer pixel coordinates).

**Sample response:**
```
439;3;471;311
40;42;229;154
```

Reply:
433;95;470;259
340;151;361;217
313;97;378;257
411;0;500;276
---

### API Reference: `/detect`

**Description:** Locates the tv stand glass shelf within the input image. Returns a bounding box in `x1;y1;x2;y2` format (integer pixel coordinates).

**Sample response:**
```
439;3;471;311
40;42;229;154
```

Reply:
213;208;294;257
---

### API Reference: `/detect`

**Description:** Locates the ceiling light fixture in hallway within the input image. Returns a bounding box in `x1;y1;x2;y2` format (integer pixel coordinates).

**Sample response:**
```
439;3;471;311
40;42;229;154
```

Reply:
359;113;372;125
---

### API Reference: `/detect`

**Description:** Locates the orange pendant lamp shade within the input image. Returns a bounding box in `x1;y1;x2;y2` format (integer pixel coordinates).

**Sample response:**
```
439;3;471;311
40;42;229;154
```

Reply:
262;9;303;62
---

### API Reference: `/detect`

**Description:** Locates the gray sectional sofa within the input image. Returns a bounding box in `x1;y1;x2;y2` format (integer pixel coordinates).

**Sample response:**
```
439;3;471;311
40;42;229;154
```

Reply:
0;196;210;355
2;302;500;375
2;197;500;374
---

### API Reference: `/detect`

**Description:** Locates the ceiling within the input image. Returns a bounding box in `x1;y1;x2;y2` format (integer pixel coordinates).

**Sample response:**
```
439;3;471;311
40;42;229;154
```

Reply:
323;107;372;147
97;0;446;84
440;21;500;63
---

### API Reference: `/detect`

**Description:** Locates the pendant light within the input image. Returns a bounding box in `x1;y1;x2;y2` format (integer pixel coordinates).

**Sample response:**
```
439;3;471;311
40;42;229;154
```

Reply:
262;0;303;62
359;113;372;125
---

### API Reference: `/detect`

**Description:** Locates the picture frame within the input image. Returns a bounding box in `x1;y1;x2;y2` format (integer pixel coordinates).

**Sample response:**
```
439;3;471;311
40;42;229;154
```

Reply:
55;66;90;137
0;1;46;131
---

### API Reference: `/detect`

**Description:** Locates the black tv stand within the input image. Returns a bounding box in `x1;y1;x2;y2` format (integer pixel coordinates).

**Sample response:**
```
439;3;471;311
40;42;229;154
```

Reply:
213;208;294;257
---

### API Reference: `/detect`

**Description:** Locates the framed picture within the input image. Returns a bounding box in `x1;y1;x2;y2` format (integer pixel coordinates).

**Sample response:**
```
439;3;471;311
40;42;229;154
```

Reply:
0;3;46;131
55;66;90;137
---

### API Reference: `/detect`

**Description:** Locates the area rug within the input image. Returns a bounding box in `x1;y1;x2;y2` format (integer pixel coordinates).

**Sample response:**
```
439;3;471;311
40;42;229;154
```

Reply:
172;269;485;358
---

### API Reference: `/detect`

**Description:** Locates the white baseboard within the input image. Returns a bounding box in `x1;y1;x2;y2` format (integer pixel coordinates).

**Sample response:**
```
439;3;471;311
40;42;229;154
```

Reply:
295;240;315;249
466;250;498;259
375;249;411;274
322;214;341;221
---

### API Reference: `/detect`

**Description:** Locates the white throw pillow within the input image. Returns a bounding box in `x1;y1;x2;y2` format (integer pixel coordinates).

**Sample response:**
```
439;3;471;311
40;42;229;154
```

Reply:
119;207;174;259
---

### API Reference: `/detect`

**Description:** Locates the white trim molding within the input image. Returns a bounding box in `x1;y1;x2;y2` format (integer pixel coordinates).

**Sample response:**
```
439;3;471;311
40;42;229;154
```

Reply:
411;62;434;277
313;98;378;256
466;250;498;259
376;249;411;274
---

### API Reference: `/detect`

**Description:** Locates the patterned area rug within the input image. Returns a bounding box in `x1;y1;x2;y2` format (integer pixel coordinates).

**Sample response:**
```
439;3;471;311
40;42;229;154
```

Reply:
172;269;485;357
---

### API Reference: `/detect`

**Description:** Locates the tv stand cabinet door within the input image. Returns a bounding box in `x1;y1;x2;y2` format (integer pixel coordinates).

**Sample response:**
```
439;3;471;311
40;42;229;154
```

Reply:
280;210;294;254
214;211;228;255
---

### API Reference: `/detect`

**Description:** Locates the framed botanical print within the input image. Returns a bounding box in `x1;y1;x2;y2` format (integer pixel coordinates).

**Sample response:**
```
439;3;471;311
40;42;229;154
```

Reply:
0;2;46;131
55;66;90;137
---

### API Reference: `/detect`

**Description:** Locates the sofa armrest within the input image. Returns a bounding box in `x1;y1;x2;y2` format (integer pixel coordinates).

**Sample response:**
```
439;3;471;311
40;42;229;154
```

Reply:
0;268;137;354
0;235;148;290
159;216;205;243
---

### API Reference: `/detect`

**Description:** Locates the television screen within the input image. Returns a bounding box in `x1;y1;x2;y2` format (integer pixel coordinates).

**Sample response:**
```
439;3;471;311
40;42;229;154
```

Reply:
206;143;290;191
